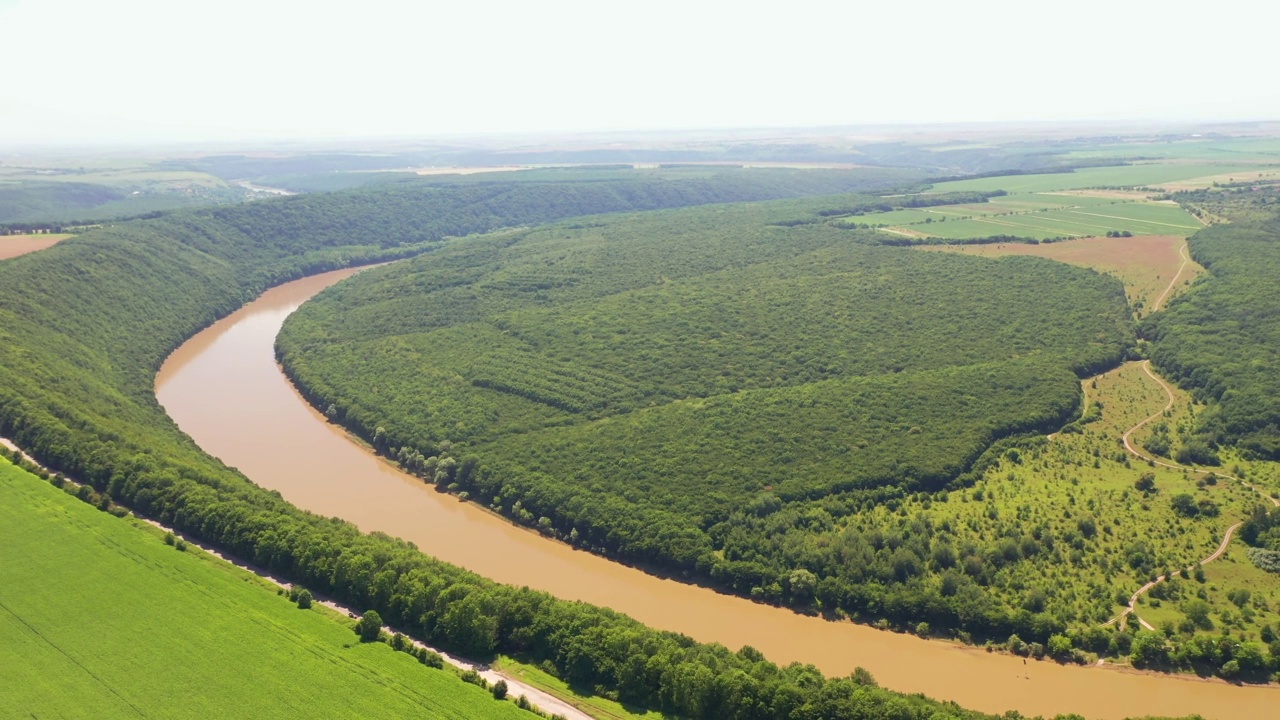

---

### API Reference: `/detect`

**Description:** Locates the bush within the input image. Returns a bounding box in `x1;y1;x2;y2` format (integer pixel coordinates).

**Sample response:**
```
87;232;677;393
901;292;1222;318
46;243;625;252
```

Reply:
295;588;313;610
491;679;508;700
460;669;487;688
1048;634;1073;658
355;610;383;642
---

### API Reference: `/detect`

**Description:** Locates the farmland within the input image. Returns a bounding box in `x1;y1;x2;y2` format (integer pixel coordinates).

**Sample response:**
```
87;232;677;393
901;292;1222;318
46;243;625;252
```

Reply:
824;154;1280;243
0;456;530;720
0;232;70;259
837;190;1203;241
921;234;1201;316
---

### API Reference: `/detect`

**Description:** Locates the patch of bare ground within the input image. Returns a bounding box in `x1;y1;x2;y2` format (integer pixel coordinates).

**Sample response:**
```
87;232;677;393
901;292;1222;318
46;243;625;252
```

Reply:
0;234;70;260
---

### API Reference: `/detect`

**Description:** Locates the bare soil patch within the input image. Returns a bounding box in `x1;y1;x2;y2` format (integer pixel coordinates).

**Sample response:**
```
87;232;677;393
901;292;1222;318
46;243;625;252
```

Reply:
0;234;70;260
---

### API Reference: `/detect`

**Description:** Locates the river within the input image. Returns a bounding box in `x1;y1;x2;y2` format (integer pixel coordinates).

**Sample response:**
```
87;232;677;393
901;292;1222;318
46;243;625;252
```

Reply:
154;266;1279;720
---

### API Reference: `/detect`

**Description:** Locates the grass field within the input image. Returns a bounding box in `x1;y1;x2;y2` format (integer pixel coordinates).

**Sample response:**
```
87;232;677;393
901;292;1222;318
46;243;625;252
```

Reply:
921;234;1202;316
827;158;1222;243
835;361;1261;632
0;457;531;720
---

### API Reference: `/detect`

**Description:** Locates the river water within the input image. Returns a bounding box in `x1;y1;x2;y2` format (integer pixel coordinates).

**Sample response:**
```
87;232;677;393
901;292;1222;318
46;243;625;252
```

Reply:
154;267;1278;720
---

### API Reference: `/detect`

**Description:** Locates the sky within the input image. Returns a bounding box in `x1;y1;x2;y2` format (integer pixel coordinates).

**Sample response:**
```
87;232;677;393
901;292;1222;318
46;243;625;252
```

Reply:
1;0;1276;146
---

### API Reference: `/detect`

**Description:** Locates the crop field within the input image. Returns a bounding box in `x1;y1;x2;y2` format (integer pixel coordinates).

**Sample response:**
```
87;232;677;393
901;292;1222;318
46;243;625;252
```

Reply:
1063;136;1280;162
842;195;1202;241
927;163;1267;194
921;234;1202;315
0;457;529;720
830;159;1221;242
0;233;70;260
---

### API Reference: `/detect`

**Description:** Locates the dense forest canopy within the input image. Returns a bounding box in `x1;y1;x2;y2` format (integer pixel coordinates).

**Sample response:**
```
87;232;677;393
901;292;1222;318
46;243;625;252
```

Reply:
279;194;1135;640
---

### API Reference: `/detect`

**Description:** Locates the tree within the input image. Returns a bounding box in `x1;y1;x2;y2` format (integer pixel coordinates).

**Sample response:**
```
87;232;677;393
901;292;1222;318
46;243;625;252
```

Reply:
1135;472;1156;493
355;610;383;642
1130;632;1168;667
1227;588;1251;607
1048;634;1073;659
295;588;313;609
1171;493;1198;517
1183;599;1213;630
491;679;508;700
788;568;817;601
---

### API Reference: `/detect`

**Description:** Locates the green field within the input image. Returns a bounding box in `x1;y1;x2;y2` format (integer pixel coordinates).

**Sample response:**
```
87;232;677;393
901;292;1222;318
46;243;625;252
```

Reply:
832;168;1208;241
0;457;529;720
891;201;1202;241
927;163;1265;193
1063;136;1280;162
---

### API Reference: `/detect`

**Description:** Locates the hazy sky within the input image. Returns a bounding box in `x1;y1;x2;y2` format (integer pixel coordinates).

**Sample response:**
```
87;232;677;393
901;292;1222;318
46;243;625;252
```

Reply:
2;0;1275;145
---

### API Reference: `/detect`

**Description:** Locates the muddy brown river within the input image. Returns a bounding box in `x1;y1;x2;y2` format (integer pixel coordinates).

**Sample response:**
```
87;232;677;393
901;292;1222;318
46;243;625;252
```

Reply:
155;267;1279;720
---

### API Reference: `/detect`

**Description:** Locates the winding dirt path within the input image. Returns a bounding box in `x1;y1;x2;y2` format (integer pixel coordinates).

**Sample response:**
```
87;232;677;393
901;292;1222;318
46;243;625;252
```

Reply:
1103;361;1278;630
1150;242;1191;314
1096;243;1277;630
0;438;591;720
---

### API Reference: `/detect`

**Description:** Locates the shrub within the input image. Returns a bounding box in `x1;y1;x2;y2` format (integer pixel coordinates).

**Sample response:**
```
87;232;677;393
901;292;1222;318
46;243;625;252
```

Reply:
355;610;383;642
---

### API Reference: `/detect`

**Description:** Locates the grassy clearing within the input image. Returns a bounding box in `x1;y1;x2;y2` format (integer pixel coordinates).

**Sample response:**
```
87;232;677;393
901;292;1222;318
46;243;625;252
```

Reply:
854;362;1260;633
494;656;668;720
0;456;530;720
921;234;1202;316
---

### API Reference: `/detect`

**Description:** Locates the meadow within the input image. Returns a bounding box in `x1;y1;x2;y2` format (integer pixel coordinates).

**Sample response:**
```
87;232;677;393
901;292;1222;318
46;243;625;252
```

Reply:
0;456;531;720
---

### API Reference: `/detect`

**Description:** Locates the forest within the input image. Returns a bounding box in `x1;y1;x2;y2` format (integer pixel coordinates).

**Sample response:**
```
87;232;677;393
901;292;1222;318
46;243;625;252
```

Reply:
1143;186;1280;459
278;195;1136;643
0;169;1086;720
